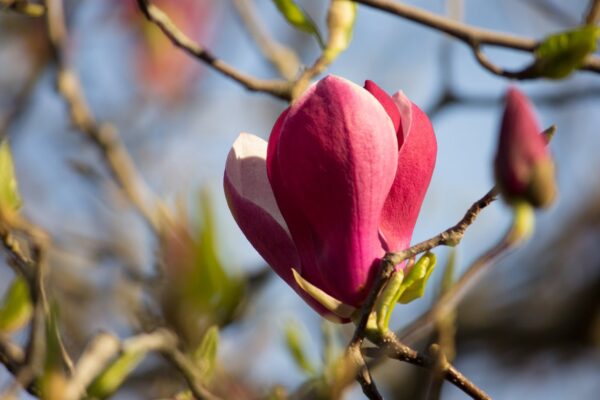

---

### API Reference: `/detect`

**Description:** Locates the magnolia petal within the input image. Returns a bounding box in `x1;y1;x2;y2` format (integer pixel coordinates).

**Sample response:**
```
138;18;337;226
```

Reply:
378;92;437;253
226;132;288;231
392;90;413;149
224;133;338;319
292;269;356;321
267;75;399;306
364;80;402;138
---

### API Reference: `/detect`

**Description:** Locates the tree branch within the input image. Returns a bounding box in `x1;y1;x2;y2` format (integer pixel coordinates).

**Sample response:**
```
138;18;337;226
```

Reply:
354;0;600;76
364;331;491;400
585;0;600;25
232;0;301;81
386;188;498;266
44;0;161;232
136;0;292;101
62;329;222;400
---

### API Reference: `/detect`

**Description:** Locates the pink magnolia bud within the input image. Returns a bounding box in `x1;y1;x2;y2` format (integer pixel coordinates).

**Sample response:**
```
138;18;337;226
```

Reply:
224;76;436;322
494;87;556;208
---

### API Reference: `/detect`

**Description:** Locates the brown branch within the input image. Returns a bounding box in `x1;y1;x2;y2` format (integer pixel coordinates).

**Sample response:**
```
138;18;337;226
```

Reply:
332;188;498;399
136;0;292;101
398;220;515;345
585;0;600;24
159;342;223;400
364;331;491;400
62;329;222;400
354;0;600;76
63;332;120;400
398;126;555;345
386;188;498;266
355;352;383;400
0;217;51;397
44;0;161;232
472;45;532;79
0;335;24;373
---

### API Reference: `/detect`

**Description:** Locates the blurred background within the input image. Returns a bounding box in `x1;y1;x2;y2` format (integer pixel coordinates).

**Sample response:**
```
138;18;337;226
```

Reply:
1;0;600;399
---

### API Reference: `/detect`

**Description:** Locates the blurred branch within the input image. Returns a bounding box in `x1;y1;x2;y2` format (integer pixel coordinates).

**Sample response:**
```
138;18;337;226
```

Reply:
427;39;600;120
0;64;45;142
456;190;600;352
61;329;222;400
44;0;161;232
354;0;600;77
520;0;578;27
0;217;47;397
136;0;293;101
0;334;24;374
63;332;120;400
585;0;600;24
233;0;301;80
0;0;45;16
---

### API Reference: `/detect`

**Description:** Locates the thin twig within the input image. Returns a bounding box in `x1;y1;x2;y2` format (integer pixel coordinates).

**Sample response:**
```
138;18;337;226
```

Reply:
354;352;383;400
62;332;120;400
0;218;51;397
364;331;491;400
136;0;292;101
329;188;497;400
0;62;46;142
354;0;600;75
232;0;301;80
62;329;222;400
44;0;161;232
398;223;514;345
0;335;24;372
472;45;530;79
387;188;498;266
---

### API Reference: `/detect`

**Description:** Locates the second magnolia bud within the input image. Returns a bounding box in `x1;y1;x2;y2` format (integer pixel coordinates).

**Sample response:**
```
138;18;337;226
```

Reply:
494;87;557;208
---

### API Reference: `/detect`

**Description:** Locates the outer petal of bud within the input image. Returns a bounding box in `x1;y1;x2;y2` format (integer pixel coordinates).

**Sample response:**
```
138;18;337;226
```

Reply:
494;87;557;208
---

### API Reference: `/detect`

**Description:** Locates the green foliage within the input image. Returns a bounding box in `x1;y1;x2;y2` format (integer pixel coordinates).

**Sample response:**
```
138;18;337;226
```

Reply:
87;350;146;399
193;325;219;381
272;0;324;47
284;321;317;376
0;276;32;333
374;269;404;331
398;252;437;304
375;252;437;332
161;191;244;350
38;303;68;400
533;25;600;79
0;140;22;212
192;191;244;323
45;303;64;371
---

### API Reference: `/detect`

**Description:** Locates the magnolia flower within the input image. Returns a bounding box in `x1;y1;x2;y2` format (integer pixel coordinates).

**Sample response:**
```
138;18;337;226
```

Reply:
224;76;436;322
494;87;556;208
